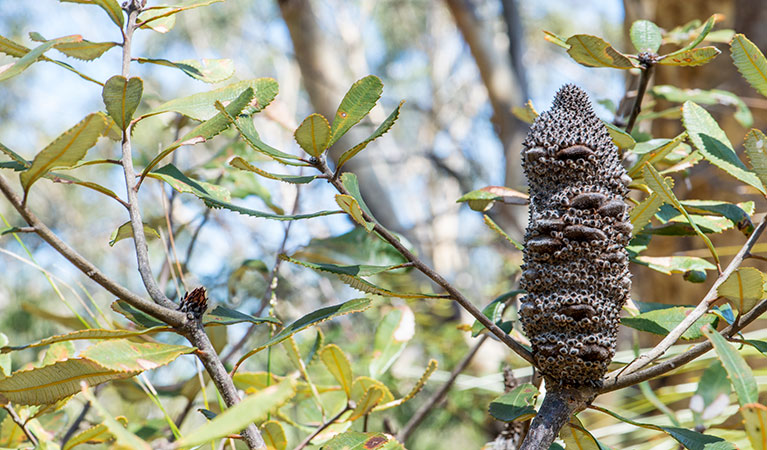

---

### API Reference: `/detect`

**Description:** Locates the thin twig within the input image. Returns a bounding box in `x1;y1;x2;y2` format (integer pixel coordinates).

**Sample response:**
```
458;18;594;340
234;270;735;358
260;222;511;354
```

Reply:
624;58;654;134
294;405;351;450
4;405;38;446
184;208;211;267
61;401;91;446
397;334;489;443
118;0;175;310
614;217;767;378
312;158;535;365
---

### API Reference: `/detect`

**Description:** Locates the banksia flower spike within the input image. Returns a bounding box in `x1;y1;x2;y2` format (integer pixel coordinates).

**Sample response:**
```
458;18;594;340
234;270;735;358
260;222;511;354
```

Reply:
519;85;632;387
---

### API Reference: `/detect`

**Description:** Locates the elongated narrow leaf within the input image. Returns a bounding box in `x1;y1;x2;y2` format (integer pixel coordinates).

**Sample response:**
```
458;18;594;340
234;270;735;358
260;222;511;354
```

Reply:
108;221;160;247
227;115;305;165
643;163;719;264
176;379;295;447
633;255;716;275
82;340;195;372
488;383;538;422
457;186;529;212
660;47;720;66
61;0;124;27
630;193;663;232
0;34;82;81
150;163;230;203
483;215;524;250
622;306;717;340
0;34;30;57
701;325;758;406
675;15;717;53
337;100;403;169
137;0;222;29
54;39;117;60
680;199;754;235
102;75;143;130
730;34;767;97
560;419;604;450
337;194;374;231
0;358;138;405
369;306;414;378
136;57;233;83
471;290;525;337
279;254;406;277
204;305;280;326
329;75;384;147
320;344;353;398
294;113;331;157
543;30;570;49
683;101;765;194
234;298;372;368
80;387;150;450
718;267;765;314
111;300;166;329
512;100;539;123
261;421;287;450
137;6;176;33
148;78;278;121
1;326;171;353
604;121;636;150
374;359;437;411
229;156;316;184
204;195;342;221
62;422;116;450
348;386;383;421
565;34;637;69
352;377;394;405
744;129;767;190
322;432;405;450
627;133;688;178
21;112;109;196
651;86;752;128
742;403;767;450
630;20;662;52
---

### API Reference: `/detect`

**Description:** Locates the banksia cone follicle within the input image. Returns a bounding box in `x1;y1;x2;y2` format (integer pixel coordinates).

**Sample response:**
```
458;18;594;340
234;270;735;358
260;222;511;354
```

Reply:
519;84;632;387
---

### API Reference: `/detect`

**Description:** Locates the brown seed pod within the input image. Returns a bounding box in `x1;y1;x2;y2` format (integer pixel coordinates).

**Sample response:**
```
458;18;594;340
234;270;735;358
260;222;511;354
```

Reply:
520;84;632;387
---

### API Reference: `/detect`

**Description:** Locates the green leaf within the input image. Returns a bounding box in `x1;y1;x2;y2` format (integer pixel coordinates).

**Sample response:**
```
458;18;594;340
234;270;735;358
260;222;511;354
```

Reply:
80;387;150;450
730;34;767;97
683;101;765;194
234;298;372;368
294;226;408;267
369;306;414;379
60;0;124;28
348;386;384;421
340;172;377;221
329;75;384;147
483;214;524;250
643;214;735;236
660;47;720;66
320;344;353;398
488;383;538;422
0;358;138;405
337;194;374;231
0;34;82;82
149;163;230;203
744;129;767;191
20;112;109;197
701;324;758;406
565;34;637;69
0;334;9;376
321;432;405;450
604;121;636;150
471;290;524;337
176;379;295;448
111;300;166;329
337;100;404;170
351;376;394;406
54;39;117;61
62;422;117;450
294;113;331;157
560;418;607;450
457;185;529;212
136;57;234;83
204;195;343;221
260;421;287;450
227;116;305;165
1;327;171;353
102;75;143;131
81;340;195;372
675;15;717;53
203;305;280;326
643;162;719;265
630;193;663;232
108;221;160;247
137;6;176;33
229;156;316;184
741;404;767;450
627;133;688;178
0;34;31;58
543;30;570;49
136;0;222;30
630;20;662;53
680;199;754;236
718;267;765;314
148;78;278;121
651;85;752;128
622;306;717;340
633;255;717;275
512;100;539;124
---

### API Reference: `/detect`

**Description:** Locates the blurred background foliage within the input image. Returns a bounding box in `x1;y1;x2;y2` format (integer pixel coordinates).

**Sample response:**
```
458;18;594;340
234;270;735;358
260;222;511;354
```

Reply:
2;0;767;448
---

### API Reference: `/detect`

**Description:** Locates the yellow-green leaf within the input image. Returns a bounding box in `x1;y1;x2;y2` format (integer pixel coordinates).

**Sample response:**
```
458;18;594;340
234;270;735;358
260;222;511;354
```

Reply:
62;422;112;450
295;113;331;157
543;30;570;49
604;120;636;150
730;34;767;97
102;75;143;130
660;47;720;66
0;34;82;82
136;0;222;30
565;34;637;69
348;386;383;421
630;192;663;232
627;132;688;178
80;386;150;450
337;100;403;170
261;420;287;450
320;344;353;399
630;20;662;53
329;75;383;147
61;0;124;28
108;221;160;247
81;340;194;372
742;403;767;450
229;156;317;184
511;100;538;124
176;379;295;448
136;57;234;83
702;324;759;406
374;359;437;411
321;432;405;450
336;194;374;231
20;112;109;196
744;129;767;190
0;34;30;58
137;6;176;33
54;40;117;61
1;326;171;353
0;358;138;405
351;377;395;406
718;267;765;314
560;417;602;450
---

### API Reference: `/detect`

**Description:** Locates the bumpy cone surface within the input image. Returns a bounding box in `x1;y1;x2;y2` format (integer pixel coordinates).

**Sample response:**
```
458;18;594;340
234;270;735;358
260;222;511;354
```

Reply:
519;84;632;387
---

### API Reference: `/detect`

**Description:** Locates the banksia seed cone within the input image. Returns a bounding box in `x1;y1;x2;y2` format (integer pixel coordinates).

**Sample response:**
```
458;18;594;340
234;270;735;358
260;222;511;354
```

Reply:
519;85;632;387
179;286;208;320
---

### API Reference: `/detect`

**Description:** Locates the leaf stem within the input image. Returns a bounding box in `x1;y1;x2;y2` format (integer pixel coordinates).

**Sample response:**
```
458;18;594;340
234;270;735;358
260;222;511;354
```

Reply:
294;404;351;450
625;57;655;134
3;404;38;446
